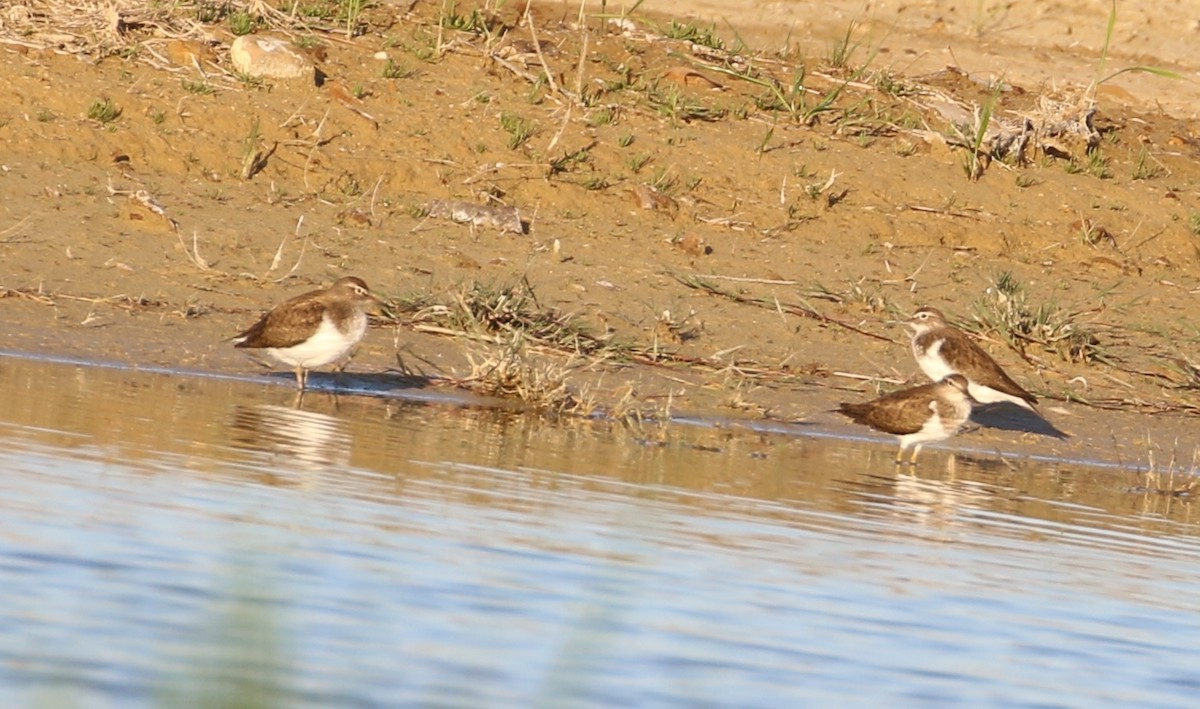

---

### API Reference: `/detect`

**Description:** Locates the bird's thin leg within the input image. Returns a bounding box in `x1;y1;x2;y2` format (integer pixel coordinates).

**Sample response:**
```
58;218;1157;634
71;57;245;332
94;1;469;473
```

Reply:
295;367;307;390
908;444;923;465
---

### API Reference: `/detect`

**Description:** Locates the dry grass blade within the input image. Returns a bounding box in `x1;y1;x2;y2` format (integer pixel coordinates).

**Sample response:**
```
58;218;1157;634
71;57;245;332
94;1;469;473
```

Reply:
263;216;308;282
0;216;32;243
0;285;165;312
672;272;894;343
177;229;213;272
0;286;56;305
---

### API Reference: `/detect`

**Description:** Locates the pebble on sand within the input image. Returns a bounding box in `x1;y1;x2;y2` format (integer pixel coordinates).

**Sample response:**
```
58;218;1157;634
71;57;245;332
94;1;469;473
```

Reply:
230;35;314;81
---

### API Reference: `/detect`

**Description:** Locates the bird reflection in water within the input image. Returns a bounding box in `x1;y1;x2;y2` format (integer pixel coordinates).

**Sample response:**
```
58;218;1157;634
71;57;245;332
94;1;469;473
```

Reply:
229;403;352;482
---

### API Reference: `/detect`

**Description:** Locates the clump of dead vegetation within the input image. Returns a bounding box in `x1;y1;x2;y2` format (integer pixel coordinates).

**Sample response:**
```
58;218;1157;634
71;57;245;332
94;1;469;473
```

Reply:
456;332;592;416
0;0;365;57
1127;437;1198;502
409;278;623;359
966;272;1104;365
389;278;682;418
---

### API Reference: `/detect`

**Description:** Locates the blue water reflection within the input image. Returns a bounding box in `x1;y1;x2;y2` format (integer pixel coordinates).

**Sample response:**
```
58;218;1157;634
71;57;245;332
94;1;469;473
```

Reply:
0;356;1197;707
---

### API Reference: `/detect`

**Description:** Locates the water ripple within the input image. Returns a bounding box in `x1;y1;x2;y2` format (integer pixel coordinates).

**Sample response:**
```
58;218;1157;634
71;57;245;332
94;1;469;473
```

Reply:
0;357;1197;706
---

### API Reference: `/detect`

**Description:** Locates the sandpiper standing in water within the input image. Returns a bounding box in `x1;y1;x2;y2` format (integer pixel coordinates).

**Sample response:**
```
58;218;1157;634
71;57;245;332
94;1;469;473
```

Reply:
902;306;1039;411
836;373;976;464
232;276;384;390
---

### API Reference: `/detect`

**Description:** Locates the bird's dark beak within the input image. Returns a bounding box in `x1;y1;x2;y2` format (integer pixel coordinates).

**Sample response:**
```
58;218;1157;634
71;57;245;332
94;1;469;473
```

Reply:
366;291;393;316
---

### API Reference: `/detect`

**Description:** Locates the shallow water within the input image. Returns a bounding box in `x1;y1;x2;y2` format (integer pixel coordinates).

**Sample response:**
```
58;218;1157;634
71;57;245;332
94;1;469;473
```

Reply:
0;354;1197;707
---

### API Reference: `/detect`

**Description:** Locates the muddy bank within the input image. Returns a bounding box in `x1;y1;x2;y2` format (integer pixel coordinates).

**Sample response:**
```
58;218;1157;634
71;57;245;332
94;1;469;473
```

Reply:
0;0;1198;474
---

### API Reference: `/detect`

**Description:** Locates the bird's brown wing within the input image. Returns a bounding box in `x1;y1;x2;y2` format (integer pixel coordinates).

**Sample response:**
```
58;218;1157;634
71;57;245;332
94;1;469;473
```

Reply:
837;383;937;435
938;333;1037;404
234;294;327;349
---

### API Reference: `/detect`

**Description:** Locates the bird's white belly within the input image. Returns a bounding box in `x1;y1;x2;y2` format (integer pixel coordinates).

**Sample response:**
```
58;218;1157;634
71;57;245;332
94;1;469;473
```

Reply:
915;338;954;381
897;409;949;452
267;315;365;369
914;409;950;442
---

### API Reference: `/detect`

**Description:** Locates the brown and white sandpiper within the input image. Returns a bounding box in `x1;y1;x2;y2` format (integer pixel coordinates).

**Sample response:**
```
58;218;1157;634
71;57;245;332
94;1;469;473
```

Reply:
232;276;384;390
902;306;1039;412
836;373;976;464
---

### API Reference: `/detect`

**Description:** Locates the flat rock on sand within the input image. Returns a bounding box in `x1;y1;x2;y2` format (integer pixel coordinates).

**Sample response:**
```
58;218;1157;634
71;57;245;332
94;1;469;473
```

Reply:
230;35;313;80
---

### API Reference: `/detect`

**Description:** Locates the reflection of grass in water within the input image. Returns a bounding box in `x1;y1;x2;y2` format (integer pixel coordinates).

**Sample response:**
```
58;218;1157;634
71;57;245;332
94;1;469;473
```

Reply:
24;565;288;707
156;570;287;708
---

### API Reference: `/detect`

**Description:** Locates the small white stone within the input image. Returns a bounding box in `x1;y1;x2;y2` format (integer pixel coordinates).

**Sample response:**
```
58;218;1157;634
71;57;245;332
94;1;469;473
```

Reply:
373;51;389;60
230;35;313;81
608;18;636;33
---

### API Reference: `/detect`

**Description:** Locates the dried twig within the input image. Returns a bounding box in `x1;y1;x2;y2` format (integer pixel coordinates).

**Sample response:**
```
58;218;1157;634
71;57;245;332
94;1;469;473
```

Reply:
672;272;894;343
177;229;213;271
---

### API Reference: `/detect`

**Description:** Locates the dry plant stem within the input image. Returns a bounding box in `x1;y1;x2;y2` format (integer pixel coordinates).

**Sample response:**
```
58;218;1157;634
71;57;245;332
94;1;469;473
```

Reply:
463;162;544;184
412;323;507;344
832;371;907;384
177;229;213;272
489;53;542;85
298;109;332;192
264;216;309;282
0;287;163;311
907;204;989;219
0;216;31;242
523;9;559;96
546;105;573;155
435;0;448;57
701;275;800;286
279;101;312;130
0;287;55;305
673;273;895;343
369;177;384;219
573;26;589;98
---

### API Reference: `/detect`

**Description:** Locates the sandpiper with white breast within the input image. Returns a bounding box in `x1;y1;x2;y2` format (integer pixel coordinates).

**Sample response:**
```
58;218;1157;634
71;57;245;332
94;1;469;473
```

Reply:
902;306;1039;412
836;373;976;464
232;276;384;390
